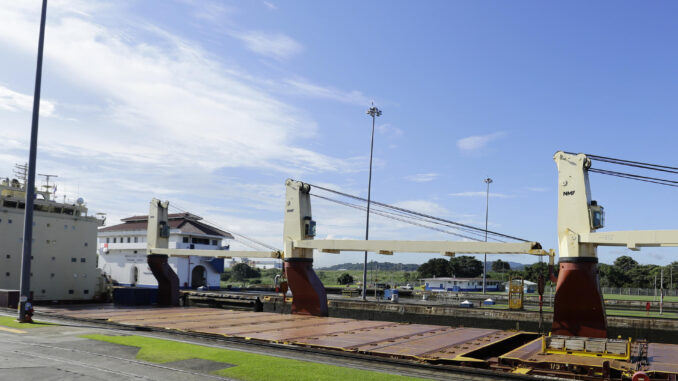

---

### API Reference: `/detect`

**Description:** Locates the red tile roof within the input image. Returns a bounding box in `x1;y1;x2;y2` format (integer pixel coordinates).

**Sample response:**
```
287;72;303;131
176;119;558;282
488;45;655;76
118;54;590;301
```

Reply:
99;213;234;239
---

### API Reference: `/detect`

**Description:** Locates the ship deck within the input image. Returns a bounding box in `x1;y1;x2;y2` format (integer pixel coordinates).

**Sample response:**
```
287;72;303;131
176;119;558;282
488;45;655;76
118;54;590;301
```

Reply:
37;305;678;378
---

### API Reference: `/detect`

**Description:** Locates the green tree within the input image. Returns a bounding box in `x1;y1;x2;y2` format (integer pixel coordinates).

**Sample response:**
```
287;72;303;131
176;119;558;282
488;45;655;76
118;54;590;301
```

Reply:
337;273;354;285
449;256;483;278
231;263;261;281
417;258;452;278
522;262;550;283
491;259;511;273
599;263;629;287
614;256;638;273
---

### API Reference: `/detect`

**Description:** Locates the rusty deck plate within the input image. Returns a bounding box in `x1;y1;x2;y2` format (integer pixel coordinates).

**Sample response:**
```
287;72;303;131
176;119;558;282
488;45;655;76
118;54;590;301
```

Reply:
38;305;678;376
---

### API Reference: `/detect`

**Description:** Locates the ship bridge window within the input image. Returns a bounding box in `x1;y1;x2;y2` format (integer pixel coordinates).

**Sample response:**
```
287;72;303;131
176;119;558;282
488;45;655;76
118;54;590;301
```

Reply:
8;219;12;224
5;255;9;259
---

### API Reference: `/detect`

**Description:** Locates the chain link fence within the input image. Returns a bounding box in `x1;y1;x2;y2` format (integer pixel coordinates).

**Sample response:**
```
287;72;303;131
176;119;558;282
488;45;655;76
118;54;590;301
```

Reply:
601;287;678;297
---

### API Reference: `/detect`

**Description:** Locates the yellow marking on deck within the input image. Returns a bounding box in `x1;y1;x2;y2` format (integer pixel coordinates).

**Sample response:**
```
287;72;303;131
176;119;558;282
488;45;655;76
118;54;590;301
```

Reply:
0;326;27;334
513;367;532;374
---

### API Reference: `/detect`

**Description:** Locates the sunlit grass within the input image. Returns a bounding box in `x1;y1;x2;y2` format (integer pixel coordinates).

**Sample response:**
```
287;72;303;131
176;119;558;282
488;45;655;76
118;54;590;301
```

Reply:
83;334;428;381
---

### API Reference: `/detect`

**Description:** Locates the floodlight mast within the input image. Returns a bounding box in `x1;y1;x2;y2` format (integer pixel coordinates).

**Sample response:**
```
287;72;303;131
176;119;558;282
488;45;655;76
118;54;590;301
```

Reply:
362;103;382;301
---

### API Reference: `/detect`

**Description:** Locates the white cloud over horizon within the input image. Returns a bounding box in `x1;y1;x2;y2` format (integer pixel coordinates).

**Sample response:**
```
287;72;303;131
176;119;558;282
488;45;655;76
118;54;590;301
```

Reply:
404;173;439;182
0;85;56;117
457;131;505;152
449;191;513;198
231;31;303;60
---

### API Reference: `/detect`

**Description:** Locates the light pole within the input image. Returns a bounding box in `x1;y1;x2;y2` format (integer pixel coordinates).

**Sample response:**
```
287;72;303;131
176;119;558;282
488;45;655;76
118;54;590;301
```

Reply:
18;0;48;322
483;177;492;294
362;103;382;301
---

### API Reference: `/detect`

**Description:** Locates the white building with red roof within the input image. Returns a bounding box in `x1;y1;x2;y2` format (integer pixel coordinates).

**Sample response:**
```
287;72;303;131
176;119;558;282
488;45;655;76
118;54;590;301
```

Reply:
97;213;233;289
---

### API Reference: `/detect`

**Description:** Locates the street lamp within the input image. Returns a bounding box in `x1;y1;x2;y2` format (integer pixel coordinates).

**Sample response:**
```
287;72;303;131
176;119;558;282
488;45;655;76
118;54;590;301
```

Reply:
362;103;382;301
483;177;492;294
18;0;48;322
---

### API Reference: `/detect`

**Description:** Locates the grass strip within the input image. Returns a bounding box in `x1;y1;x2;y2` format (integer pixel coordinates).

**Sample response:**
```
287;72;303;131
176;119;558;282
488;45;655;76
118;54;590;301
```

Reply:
0;315;54;328
82;334;428;381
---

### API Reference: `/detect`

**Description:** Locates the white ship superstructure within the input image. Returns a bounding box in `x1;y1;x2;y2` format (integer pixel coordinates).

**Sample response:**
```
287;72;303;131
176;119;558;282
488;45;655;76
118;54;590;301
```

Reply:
0;165;107;301
97;213;233;289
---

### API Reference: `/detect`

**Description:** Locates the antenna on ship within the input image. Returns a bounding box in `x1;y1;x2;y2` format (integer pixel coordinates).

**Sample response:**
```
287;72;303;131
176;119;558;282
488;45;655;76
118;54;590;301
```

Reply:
38;173;58;199
13;163;28;188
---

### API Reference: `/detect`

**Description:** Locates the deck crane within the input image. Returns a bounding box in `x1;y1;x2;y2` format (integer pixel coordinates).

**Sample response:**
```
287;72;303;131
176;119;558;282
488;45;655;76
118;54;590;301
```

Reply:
146;180;553;315
552;151;678;338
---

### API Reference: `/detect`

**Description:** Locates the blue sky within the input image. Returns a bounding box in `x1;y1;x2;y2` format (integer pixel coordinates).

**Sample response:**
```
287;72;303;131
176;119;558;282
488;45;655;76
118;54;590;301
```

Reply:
1;1;678;267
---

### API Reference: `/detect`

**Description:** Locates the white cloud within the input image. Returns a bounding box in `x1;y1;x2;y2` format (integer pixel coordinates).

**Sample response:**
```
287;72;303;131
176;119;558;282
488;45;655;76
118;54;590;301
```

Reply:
0;85;56;117
0;2;355;174
449;191;513;198
231;31;303;60
405;173;438;183
457;131;505;152
283;79;370;105
525;186;547;192
391;200;449;216
263;1;277;10
376;123;403;138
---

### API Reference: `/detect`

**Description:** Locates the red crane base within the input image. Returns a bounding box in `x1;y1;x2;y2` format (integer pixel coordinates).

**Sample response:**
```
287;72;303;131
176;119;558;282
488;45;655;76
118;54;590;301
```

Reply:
147;254;180;306
551;258;607;338
284;258;328;316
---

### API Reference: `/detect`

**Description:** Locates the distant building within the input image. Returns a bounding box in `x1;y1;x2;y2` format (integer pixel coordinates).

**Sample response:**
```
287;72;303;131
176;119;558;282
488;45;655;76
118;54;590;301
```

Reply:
503;280;538;293
97;213;233;290
421;277;502;292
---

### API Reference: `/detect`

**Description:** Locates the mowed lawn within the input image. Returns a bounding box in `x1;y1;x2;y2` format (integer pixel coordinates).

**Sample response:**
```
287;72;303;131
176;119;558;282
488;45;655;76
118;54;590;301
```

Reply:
0;315;54;329
83;334;429;381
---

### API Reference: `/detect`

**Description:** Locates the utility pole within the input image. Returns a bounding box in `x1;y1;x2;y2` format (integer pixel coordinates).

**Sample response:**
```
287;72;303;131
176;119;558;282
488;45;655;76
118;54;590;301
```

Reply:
362;103;382;301
660;268;664;315
483;178;492;294
18;0;48;323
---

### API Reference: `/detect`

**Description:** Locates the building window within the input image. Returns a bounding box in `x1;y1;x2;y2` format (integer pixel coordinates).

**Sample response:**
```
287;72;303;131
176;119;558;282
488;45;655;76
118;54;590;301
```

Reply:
134;237;138;243
183;237;189;243
127;237;131;243
8;219;11;224
84;289;89;294
5;255;9;259
113;238;117;243
84;242;88;247
71;258;76;262
68;290;74;294
191;237;209;245
106;238;110;243
212;240;218;246
5;272;9;277
81;258;86;263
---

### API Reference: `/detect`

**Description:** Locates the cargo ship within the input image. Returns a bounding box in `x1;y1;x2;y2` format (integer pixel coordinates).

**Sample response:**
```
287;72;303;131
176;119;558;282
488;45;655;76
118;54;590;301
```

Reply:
0;164;108;301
